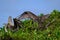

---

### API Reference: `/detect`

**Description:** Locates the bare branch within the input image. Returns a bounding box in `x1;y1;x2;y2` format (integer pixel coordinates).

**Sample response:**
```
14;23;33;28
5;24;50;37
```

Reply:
45;19;56;28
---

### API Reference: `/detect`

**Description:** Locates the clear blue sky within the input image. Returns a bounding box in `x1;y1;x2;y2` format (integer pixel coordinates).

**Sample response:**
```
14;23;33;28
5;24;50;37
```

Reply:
0;0;60;27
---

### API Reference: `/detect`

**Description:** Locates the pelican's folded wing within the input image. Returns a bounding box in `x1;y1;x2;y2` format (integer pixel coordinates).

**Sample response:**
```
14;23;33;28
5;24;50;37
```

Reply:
17;11;38;20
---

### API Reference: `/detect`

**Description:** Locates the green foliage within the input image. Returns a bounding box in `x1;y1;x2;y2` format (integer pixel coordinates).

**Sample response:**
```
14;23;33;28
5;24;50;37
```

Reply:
38;13;44;16
0;10;60;40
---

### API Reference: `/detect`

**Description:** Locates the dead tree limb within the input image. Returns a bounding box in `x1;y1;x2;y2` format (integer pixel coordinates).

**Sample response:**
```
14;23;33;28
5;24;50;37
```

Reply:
45;19;56;28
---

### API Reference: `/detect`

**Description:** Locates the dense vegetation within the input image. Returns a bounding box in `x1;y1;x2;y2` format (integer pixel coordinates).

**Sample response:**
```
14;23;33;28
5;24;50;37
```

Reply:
0;10;60;40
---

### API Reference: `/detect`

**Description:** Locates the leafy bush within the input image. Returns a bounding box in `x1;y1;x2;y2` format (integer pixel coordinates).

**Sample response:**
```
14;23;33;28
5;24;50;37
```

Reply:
0;10;60;40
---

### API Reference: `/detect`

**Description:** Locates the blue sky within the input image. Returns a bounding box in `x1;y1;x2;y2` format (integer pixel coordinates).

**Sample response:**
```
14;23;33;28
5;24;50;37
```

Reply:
0;0;60;27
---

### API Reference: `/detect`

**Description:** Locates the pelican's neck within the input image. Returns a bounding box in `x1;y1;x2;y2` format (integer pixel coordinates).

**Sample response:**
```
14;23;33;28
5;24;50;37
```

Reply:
8;16;14;26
